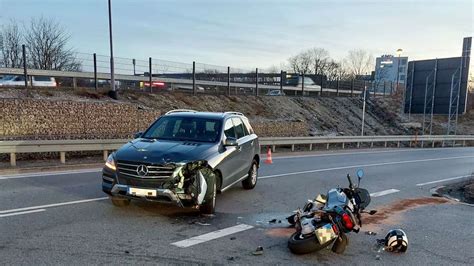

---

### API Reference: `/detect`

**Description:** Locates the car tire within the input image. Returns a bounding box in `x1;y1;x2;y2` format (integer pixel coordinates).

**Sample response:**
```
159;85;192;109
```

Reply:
110;196;130;207
242;160;258;190
200;175;217;215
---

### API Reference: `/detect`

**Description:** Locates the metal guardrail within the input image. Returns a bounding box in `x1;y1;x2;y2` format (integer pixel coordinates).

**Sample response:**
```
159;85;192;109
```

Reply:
1;135;473;167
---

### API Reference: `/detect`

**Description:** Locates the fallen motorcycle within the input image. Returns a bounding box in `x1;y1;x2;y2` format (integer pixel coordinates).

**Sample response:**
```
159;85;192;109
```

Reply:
287;169;376;254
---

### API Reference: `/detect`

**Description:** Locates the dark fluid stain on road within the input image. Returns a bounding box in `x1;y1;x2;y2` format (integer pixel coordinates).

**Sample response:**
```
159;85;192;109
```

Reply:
265;227;295;238
364;197;450;225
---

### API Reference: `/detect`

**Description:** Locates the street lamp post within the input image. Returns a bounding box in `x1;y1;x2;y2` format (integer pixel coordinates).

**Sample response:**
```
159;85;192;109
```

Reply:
395;48;403;91
361;82;367;136
108;0;117;99
396;48;403;116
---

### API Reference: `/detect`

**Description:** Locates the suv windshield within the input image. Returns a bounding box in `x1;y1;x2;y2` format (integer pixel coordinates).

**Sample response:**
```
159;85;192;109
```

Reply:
142;116;222;143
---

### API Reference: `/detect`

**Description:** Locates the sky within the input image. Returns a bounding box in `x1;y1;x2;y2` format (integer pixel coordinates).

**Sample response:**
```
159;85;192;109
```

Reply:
1;0;473;70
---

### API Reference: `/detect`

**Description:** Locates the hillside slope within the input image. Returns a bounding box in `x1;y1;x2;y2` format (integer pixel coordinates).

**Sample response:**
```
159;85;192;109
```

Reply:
0;87;410;137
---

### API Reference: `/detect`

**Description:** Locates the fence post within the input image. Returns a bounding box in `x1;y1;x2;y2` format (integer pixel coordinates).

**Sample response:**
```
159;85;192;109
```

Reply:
255;68;259;96
301;73;305;95
372;81;375;98
72;77;77;89
336;79;340;96
93;53;98;90
132;58;136;75
22;44;28;89
227;66;230;96
320;75;323;96
390;81;393;94
383;81;386;98
280;70;283;94
192;61;196;96
149;57;152;93
350;79;354;97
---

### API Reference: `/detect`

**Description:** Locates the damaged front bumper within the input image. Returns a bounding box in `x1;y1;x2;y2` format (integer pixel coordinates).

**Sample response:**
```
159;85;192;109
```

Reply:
102;162;209;208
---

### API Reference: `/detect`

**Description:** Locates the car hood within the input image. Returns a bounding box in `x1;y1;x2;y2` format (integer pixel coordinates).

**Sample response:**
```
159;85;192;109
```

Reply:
114;138;217;164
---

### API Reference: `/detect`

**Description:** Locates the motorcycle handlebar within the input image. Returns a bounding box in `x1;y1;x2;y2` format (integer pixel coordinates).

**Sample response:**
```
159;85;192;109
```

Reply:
347;174;354;189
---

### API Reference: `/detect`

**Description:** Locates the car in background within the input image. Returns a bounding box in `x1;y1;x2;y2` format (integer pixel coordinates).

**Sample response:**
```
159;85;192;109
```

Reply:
140;81;167;89
283;75;321;94
266;90;285;96
102;110;260;214
0;75;57;87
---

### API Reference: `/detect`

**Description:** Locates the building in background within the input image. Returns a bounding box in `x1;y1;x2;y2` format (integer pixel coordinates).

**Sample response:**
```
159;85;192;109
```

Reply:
404;37;471;117
374;55;409;86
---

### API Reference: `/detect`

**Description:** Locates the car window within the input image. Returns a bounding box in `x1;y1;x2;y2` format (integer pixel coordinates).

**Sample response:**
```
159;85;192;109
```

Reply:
14;76;25;81
232;118;246;139
304;77;314;85
241;117;254;134
285;76;299;86
224;119;236;139
34;76;52;82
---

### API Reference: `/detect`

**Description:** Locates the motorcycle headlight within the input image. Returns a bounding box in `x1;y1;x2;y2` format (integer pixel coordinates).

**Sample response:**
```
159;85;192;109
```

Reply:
105;154;116;171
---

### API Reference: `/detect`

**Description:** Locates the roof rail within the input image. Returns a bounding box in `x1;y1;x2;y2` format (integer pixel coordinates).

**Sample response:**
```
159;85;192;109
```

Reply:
165;109;198;115
224;111;244;116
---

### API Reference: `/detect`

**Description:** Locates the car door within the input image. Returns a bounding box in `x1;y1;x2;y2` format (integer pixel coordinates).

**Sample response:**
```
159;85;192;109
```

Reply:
232;117;255;178
218;118;243;188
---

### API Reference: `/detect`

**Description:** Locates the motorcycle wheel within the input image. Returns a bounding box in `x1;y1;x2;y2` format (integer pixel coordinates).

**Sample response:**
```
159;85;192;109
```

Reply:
288;232;331;254
331;234;348;254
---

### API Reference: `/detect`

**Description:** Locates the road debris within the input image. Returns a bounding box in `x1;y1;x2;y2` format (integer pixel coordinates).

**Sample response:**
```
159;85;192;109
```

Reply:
196;222;211;226
230;237;236;240
268;219;277;224
252;246;264;256
365;231;377;236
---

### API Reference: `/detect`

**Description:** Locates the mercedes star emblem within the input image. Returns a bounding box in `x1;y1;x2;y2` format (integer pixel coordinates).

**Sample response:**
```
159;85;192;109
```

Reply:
136;165;149;176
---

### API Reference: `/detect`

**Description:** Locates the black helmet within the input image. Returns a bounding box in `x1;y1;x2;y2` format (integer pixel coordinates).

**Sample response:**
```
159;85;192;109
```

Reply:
384;229;408;252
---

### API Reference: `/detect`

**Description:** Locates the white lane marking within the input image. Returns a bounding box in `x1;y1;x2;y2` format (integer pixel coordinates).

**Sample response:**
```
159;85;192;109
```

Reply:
271;147;474;160
0;197;108;214
370;189;400;197
0;168;102;180
259;155;474;179
416;175;472;187
0;209;46;218
171;224;254;248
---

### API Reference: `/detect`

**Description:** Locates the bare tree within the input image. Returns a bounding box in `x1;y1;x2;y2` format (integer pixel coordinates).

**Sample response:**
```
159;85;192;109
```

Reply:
324;60;340;80
309;48;330;75
0;20;23;68
24;17;81;71
345;49;374;77
288;50;312;74
265;65;280;74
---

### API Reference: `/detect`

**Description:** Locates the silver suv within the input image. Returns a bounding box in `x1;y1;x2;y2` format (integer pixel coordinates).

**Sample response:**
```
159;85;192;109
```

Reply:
102;110;260;214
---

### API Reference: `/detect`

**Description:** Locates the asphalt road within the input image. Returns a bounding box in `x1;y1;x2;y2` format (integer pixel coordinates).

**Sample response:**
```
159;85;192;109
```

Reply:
0;147;473;265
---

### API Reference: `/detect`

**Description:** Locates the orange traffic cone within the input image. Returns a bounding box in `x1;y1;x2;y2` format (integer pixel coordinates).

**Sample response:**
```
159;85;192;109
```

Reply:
265;147;273;164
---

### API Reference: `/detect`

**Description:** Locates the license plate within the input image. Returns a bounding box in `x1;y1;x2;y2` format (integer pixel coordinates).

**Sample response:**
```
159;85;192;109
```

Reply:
315;223;337;244
128;187;157;197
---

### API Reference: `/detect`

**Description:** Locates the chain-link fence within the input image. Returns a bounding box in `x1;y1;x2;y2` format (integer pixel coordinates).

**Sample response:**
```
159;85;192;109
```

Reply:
0;48;401;98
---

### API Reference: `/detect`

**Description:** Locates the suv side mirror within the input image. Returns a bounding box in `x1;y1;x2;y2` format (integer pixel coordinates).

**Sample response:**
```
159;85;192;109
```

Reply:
223;137;238;146
134;131;143;139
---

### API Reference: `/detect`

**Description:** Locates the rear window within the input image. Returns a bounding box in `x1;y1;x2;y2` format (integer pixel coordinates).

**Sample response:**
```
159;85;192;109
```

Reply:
34;76;53;82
